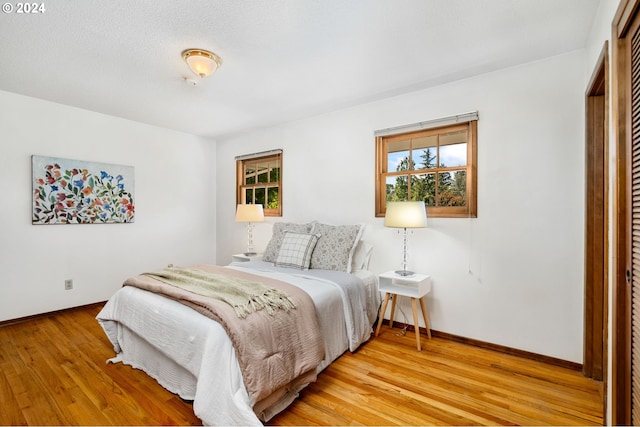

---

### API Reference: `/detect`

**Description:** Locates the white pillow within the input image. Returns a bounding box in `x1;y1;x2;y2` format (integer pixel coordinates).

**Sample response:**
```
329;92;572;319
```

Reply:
309;223;365;273
351;240;373;271
275;231;321;270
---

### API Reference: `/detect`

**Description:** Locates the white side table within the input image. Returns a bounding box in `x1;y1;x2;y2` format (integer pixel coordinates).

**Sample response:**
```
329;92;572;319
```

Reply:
231;253;262;263
375;271;432;351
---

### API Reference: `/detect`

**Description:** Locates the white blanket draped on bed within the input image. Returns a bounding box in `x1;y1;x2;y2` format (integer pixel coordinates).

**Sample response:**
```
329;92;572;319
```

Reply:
97;261;379;426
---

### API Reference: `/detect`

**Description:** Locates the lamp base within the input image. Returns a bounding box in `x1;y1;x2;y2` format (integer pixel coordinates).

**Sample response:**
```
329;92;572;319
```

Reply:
394;270;415;277
243;252;257;256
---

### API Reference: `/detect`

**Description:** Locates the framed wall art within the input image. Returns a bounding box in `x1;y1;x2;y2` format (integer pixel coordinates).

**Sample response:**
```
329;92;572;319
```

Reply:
32;155;135;225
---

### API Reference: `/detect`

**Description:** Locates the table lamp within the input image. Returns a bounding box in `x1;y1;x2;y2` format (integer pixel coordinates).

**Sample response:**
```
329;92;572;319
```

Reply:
384;201;427;276
235;204;264;256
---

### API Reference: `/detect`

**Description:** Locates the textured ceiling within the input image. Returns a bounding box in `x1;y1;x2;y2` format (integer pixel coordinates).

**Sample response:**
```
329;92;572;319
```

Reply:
0;0;600;139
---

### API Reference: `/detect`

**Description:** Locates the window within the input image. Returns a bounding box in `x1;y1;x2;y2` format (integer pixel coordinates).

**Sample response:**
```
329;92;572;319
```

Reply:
375;117;477;218
236;150;282;216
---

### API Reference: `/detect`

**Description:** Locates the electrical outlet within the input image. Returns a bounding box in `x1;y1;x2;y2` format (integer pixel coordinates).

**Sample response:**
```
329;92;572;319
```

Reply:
64;279;73;290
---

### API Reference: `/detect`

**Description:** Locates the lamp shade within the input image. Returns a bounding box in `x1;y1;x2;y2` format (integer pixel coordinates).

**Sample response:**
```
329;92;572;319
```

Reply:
235;204;264;222
384;201;427;228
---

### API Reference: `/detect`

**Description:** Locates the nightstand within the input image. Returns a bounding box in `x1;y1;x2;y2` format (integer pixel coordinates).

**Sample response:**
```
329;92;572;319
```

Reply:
231;253;262;263
375;271;432;351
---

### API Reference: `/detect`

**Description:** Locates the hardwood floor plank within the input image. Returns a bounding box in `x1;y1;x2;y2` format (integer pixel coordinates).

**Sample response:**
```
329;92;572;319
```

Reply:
339;345;534;424
2;323;78;425
384;333;600;424
0;365;29;426
0;304;603;426
278;398;357;426
327;352;522;425
12;368;71;426
320;369;481;426
365;333;601;411
315;375;436;425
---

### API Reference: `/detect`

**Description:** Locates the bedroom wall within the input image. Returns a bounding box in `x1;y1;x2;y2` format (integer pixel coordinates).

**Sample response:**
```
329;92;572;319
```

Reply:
0;90;217;322
215;50;587;363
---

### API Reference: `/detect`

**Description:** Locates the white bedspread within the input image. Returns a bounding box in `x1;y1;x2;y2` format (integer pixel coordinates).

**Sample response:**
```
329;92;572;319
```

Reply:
97;263;379;426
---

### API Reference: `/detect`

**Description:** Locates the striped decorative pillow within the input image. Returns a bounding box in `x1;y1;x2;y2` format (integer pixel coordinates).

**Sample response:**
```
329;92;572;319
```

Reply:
275;232;321;270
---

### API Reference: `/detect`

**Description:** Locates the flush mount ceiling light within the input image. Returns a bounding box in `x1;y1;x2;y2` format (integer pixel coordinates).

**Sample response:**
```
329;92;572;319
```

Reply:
182;48;222;78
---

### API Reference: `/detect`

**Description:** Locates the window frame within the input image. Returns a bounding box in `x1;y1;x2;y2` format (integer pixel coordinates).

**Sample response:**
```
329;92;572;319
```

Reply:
236;151;282;217
375;120;477;218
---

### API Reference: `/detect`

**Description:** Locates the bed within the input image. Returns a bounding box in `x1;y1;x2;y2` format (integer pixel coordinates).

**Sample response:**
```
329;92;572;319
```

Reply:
96;222;379;426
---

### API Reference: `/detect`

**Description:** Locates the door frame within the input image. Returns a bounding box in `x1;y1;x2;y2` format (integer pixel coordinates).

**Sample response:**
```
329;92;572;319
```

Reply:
612;0;638;423
584;42;609;386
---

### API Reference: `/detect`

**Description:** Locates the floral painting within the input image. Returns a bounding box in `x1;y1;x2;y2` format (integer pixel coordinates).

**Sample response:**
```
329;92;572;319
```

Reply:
32;155;135;224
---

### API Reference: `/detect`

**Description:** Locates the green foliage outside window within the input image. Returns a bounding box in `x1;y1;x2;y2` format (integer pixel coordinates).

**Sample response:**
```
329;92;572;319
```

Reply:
386;147;467;207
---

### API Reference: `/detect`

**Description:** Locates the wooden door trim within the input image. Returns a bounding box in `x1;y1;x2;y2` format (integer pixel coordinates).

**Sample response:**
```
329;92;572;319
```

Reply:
612;0;637;423
584;41;609;385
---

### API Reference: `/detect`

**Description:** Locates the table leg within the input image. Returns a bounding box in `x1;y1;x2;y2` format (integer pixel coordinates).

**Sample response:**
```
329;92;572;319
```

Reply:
411;297;421;351
419;297;431;339
389;294;398;329
375;292;391;337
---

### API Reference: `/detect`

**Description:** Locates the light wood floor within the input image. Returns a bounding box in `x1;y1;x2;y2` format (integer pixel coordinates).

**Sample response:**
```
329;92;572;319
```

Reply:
0;304;603;426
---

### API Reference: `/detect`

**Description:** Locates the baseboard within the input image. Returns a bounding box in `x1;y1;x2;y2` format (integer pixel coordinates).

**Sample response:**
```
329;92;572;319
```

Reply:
383;321;582;371
0;301;107;328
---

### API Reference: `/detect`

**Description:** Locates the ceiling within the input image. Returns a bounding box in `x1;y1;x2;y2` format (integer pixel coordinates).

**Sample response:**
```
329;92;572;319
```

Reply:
0;0;600;139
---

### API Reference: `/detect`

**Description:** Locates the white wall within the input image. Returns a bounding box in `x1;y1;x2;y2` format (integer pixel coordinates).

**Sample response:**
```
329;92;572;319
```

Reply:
216;50;586;363
0;90;217;322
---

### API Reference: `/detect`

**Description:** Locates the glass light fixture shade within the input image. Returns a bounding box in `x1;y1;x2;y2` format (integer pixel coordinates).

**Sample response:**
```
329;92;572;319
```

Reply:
384;201;427;228
182;49;222;78
235;204;264;223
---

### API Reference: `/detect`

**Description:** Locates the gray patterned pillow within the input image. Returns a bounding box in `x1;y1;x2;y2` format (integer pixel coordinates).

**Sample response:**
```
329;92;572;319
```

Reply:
309;223;364;273
262;222;315;262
